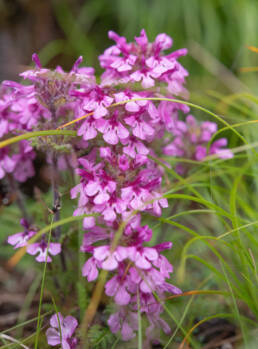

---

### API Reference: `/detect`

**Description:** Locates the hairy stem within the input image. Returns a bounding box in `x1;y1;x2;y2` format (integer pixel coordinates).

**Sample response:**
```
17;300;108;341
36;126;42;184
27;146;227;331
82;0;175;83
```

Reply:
51;151;67;271
51;152;61;235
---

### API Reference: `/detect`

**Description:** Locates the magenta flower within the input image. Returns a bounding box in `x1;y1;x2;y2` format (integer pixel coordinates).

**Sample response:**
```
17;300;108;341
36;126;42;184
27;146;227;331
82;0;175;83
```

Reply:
124;114;154;140
12;141;35;182
7;219;36;249
121;184;150;210
1;80;51;132
101;194;127;222
130;246;158;269
209;138;234;159
46;313;78;349
121;137;149;158
114;90;148;112
105;273;131;305
96;110;129;145
146;192;169;216
7;219;60;263
93;245;130;270
163;114;233;170
79;86;113;119
99;29;188;94
108;308;138;341
81;226;109;251
77;115;99;141
0;147;16;179
27;240;61;263
84;170;116;205
82;256;100;281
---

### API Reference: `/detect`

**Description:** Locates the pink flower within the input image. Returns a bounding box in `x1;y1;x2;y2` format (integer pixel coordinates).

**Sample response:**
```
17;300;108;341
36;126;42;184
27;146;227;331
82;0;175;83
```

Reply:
93;245;129;270
77;115;98;140
101;194;127;222
105;274;131;305
122;136;149;158
124;114;154;140
108;309;138;341
46;313;78;349
114;90;148;112
118;154;130;171
0;148;16;179
96;111;129;145
99;29;188;93
82;257;99;281
7;219;36;249
79;86;113;119
27;240;61;263
121;184;150;210
81;226;109;251
210;138;233;159
147;192;168;216
163;114;233;171
84;171;116;205
129;247;158;269
12;141;35;182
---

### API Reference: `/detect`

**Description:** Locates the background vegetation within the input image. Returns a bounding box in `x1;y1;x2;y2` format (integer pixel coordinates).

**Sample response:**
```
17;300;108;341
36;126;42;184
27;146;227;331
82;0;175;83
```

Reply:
0;0;257;348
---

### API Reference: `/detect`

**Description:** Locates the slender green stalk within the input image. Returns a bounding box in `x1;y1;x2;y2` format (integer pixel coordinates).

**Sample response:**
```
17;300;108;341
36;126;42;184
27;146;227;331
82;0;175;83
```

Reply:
34;217;54;349
24;214;98;250
220;262;249;348
0;130;77;149
16;274;42;338
51;297;62;345
0;312;52;335
110;338;119;349
163;296;194;349
112;97;248;144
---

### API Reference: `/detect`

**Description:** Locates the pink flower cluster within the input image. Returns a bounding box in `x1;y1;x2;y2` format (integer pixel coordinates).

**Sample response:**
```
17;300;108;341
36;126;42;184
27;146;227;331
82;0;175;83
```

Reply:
99;29;188;94
68;30;232;341
79;216;181;340
2;30;233;343
0;139;35;182
163;114;233;174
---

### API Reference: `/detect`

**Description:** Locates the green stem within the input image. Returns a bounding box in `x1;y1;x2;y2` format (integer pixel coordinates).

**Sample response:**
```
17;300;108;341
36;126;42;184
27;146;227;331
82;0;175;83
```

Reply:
28;214;99;247
34;217;54;349
0;130;77;149
111;97;248;145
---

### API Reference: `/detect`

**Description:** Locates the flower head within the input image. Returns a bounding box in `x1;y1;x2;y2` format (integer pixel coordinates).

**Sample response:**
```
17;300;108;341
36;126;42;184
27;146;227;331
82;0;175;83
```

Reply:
99;29;188;94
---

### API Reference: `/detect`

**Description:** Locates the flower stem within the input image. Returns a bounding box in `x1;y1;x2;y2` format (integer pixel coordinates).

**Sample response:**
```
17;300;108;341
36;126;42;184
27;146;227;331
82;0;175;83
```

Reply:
51;152;61;236
0;130;77;149
50;151;67;272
